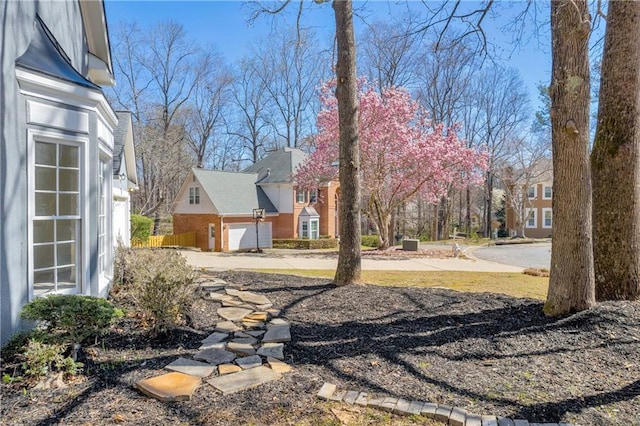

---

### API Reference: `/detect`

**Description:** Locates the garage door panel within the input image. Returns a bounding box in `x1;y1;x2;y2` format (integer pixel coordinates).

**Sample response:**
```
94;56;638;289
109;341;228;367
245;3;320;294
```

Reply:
228;223;272;250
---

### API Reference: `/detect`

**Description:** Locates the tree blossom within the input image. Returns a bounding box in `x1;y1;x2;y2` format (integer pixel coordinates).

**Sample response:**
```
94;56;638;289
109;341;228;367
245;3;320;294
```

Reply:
295;79;488;248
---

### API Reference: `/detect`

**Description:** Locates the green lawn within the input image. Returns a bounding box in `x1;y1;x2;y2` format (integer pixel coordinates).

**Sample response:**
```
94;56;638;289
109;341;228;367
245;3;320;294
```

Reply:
251;269;548;300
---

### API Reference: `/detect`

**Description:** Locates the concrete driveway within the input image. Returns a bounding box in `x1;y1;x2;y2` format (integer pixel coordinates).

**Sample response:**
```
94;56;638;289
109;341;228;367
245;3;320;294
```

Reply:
180;249;524;273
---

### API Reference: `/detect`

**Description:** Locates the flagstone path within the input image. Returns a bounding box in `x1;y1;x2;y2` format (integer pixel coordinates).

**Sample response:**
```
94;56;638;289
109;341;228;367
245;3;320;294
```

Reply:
134;276;569;426
134;277;292;400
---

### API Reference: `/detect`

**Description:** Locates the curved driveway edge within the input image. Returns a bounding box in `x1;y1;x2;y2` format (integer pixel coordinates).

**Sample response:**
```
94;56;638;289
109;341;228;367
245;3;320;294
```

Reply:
180;250;524;273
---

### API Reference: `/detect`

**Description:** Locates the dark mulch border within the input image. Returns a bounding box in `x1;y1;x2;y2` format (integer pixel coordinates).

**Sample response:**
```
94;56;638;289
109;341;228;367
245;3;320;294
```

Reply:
1;271;638;425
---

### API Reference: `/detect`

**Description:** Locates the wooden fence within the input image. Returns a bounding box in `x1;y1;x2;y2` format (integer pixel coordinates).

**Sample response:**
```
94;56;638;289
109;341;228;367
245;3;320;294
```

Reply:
132;231;196;248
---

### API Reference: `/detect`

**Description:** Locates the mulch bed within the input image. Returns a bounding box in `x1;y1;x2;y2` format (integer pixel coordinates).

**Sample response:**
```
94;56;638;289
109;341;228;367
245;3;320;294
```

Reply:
1;271;639;425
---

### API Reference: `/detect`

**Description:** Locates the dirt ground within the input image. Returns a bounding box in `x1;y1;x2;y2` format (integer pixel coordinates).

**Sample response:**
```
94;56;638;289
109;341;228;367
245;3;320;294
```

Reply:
1;270;639;426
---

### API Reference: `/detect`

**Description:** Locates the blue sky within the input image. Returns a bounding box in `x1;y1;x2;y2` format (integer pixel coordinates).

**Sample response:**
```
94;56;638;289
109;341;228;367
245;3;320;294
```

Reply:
104;1;552;111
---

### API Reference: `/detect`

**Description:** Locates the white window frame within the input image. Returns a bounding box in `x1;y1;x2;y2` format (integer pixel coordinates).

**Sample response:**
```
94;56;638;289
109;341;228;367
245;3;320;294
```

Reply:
296;189;306;204
543;185;552;200
301;221;309;238
527;185;537;199
28;130;87;299
98;153;112;281
189;187;200;205
309;189;318;204
310;219;319;239
542;208;553;228
525;208;537;228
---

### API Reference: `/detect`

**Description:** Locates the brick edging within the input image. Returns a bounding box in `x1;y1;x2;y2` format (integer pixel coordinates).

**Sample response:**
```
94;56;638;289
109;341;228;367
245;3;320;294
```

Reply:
316;382;573;426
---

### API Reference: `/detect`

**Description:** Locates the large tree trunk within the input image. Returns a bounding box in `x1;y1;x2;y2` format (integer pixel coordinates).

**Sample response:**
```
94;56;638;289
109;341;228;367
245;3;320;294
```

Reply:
592;1;640;301
333;0;361;286
545;0;595;315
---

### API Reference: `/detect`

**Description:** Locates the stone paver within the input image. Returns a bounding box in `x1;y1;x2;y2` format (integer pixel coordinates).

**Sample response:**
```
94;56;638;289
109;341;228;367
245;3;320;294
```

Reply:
236;355;262;370
434;405;453;422
267;357;292;373
244;312;268;321
449;406;467;426
354;392;368;406
262;325;291;343
343;390;359;404
379;397;398;412
421;402;438;418
226;342;256;356
165;357;216;378
193;348;236;365
232;336;258;346
482;415;499;426
317;382;336;400
135;372;201;402
201;332;228;345
242;320;265;329
217;307;253;322
198;342;225;350
407;400;424;415
222;299;243;307
206;366;280;395
256;342;284;360
208;292;232;302
466;414;483;426
498;418;516;426
393;398;412;415
215;320;242;333
268;318;289;326
513;420;530;426
218;364;242;375
236;291;271;305
245;330;266;337
328;390;346;402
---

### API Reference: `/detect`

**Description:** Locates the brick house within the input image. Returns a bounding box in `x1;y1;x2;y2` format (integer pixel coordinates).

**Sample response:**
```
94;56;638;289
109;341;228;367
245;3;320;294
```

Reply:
505;177;553;239
172;147;339;251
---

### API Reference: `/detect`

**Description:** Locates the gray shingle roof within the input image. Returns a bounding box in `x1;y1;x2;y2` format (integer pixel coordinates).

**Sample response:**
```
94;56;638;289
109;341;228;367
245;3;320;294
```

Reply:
242;147;307;184
113;111;131;177
192;168;277;215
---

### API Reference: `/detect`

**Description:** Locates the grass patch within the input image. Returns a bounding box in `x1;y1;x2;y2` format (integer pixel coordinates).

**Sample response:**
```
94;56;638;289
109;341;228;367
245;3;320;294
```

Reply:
251;269;548;300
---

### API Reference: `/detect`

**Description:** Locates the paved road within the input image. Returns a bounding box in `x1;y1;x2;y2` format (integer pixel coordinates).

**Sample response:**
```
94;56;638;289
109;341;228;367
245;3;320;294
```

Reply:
471;242;551;270
180;249;524;273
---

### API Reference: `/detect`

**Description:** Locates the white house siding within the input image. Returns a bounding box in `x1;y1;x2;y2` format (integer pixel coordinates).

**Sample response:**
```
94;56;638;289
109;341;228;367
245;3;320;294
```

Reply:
261;184;294;214
172;178;217;214
0;2;115;346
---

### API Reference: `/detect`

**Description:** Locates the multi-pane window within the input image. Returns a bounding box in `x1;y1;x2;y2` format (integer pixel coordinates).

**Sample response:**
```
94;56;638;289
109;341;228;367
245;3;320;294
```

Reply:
311;220;319;239
301;222;308;238
543;208;553;228
527;185;536;199
543;185;552;199
98;159;107;274
310;189;318;204
33;141;81;296
296;189;305;203
189;187;200;204
526;209;536;228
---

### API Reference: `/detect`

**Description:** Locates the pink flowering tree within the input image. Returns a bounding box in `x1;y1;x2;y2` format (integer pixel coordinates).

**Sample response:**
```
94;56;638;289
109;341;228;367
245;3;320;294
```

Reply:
296;79;488;249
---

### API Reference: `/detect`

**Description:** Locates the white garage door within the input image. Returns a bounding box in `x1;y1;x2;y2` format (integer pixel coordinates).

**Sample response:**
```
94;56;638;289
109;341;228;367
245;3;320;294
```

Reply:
228;222;272;251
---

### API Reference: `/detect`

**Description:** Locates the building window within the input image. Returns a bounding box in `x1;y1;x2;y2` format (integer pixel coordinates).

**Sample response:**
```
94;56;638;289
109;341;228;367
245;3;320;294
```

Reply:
296;189;305;204
98;159;107;274
311;220;319;239
527;185;536;199
543;208;552;228
310;189;318;204
543;185;552;199
33;140;81;296
189;187;200;204
301;222;308;238
526;208;536;228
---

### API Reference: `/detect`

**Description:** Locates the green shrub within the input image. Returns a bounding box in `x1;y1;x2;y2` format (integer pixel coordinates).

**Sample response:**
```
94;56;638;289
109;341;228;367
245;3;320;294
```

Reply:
113;249;196;334
361;235;380;248
272;238;338;249
22;340;82;378
131;214;153;244
20;295;123;345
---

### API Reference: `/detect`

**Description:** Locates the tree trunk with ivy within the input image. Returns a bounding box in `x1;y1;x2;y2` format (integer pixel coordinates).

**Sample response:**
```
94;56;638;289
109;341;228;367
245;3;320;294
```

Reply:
592;1;640;301
332;0;361;286
545;0;595;316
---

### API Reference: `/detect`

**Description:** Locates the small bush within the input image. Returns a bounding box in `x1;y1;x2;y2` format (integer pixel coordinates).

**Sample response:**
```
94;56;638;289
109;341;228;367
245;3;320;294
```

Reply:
131;214;153;244
20;295;123;345
523;268;550;277
113;248;196;335
22;340;82;378
272;238;338;249
361;235;380;248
